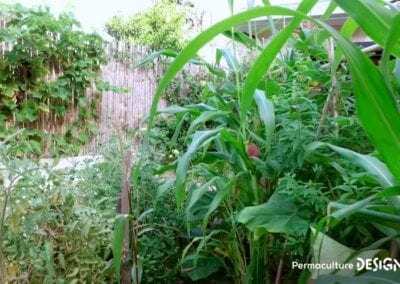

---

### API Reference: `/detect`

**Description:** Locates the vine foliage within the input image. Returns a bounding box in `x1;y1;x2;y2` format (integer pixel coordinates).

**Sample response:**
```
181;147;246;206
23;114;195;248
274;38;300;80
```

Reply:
0;4;105;156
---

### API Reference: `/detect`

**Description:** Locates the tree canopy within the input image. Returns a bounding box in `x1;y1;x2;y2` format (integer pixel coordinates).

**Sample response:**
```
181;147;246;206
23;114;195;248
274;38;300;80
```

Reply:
105;0;197;51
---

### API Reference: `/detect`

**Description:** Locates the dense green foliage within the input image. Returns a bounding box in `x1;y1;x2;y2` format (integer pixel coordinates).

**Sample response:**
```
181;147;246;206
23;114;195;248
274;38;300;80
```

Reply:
105;0;196;51
144;0;400;282
2;0;400;283
0;142;116;282
0;4;105;156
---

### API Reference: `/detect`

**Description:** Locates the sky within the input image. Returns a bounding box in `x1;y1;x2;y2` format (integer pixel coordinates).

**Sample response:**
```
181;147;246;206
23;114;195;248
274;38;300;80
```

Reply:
3;0;306;33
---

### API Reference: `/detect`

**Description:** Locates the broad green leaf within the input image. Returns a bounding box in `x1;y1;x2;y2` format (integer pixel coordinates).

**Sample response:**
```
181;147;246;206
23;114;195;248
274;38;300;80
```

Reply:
375;186;400;199
176;129;221;207
261;0;270;6
134;49;201;66
254;90;275;152
329;187;400;222
311;228;381;278
334;0;400;57
238;192;308;237
240;0;317;126
184;256;222;281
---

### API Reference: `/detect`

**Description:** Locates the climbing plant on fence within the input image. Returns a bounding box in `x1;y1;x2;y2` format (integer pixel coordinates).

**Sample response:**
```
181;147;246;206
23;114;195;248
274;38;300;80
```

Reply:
0;3;105;156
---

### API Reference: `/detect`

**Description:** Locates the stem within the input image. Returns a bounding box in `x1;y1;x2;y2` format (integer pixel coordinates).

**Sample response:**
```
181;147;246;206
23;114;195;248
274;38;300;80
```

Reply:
131;160;141;284
316;38;339;139
0;173;22;280
251;174;260;204
0;190;9;279
229;0;246;142
115;121;132;284
275;239;287;284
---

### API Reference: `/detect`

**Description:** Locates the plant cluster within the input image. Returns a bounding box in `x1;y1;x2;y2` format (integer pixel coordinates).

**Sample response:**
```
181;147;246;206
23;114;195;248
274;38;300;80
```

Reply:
140;0;400;282
0;3;105;156
0;140;118;282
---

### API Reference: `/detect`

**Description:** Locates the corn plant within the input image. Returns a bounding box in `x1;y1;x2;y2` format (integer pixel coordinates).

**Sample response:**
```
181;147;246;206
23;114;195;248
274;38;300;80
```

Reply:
147;0;400;282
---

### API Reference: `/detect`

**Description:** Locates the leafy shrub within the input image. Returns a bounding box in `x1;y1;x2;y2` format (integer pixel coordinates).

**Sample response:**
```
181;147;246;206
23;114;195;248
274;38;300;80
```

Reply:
105;0;197;51
0;153;116;282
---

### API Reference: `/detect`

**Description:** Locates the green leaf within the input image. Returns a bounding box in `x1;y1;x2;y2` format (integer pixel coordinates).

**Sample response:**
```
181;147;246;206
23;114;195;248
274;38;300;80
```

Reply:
334;18;358;70
147;5;314;138
112;214;133;284
238;192;309;237
157;105;191;114
311;228;381;278
134;49;179;68
240;0;317;126
186;177;219;214
307;142;397;188
320;1;337;21
216;48;240;72
261;0;270;6
188;110;230;134
326;24;400;183
201;174;241;229
176;129;220;207
326;188;400;223
254;90;275;152
330;203;400;231
315;271;400;284
222;29;262;51
307;142;400;208
330;195;375;221
185;256;222;281
381;14;400;92
334;0;400;57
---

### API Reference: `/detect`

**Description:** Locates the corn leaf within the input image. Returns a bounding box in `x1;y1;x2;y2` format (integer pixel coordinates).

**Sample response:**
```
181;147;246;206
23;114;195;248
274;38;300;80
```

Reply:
254;90;275;152
112;214;133;284
334;0;400;57
176;129;221;207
